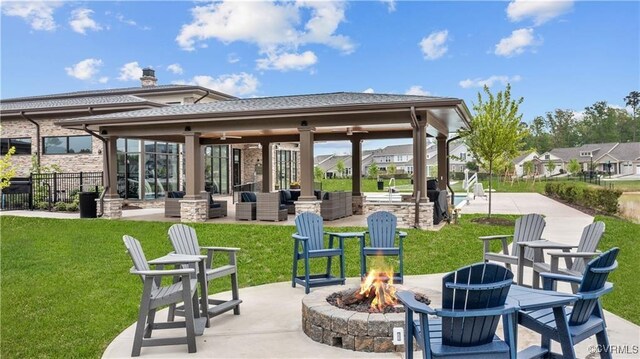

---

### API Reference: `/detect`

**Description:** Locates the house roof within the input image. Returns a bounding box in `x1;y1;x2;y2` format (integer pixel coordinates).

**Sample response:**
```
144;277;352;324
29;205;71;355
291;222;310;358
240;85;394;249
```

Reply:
372;143;414;156
313;154;333;165
0;95;163;112
58;92;462;125
316;154;353;172
512;151;539;164
548;143;619;162
1;84;235;103
608;142;640;162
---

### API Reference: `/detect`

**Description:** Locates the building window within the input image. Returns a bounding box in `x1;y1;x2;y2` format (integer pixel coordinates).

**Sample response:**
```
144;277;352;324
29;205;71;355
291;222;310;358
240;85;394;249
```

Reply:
1;137;32;155
545;154;550;160
276;150;298;189
144;141;180;199
204;145;229;194
43;136;92;154
460;152;467;161
580;151;592;157
117;139;141;199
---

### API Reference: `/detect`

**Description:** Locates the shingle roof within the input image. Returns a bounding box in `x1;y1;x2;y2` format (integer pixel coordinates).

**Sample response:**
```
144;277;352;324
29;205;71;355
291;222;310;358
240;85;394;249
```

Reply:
608;142;640;161
0;95;160;112
316;154;353;172
512;151;538;164
1;84;232;103
548;143;619;161
59;92;459;123
372;143;414;156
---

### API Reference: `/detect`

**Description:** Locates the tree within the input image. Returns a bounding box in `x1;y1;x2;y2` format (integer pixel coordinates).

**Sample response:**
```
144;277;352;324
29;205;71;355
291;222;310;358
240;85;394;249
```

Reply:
523;161;534;177
460;84;526;217
567;158;581;175
625;91;639;142
314;166;324;181
0;146;17;190
545;109;579;148
368;163;379;179
387;163;397;175
545;161;556;177
465;161;479;172
524;116;552;153
336;159;345;178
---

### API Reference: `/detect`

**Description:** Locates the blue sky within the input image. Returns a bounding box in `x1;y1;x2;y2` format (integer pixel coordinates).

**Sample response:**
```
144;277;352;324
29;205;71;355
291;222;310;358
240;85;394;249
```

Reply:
2;1;638;155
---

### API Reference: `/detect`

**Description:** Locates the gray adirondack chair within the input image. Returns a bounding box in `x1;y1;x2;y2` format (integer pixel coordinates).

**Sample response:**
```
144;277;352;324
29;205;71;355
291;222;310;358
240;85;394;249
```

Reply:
292;212;345;294
360;211;406;283
123;235;205;356
397;263;518;359
532;221;605;291
518;247;619;359
168;224;241;319
480;213;546;270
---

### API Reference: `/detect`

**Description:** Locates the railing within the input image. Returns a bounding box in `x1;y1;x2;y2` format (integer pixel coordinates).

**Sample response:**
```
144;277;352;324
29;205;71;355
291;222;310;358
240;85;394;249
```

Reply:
463;172;477;194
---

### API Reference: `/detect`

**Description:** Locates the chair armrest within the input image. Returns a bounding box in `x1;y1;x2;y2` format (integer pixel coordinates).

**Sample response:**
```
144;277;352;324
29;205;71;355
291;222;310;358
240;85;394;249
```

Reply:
445;279;513;291
478;235;513;240
578;282;613;300
148;254;207;265
541;272;583;290
396;291;436;315
131;268;195;277
397;231;407;238
292;233;309;241
548;251;600;259
201;246;240;252
436;304;518;318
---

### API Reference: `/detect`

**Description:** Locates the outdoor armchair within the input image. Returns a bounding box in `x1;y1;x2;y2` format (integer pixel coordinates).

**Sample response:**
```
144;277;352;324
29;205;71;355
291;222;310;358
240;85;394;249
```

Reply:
256;192;288;221
360;211;406;283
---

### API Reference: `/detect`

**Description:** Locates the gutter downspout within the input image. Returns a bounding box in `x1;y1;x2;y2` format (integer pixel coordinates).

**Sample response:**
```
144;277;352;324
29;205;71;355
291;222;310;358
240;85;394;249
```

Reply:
20;112;40;167
410;107;421;228
194;90;210;104
82;121;108;217
446;135;461;207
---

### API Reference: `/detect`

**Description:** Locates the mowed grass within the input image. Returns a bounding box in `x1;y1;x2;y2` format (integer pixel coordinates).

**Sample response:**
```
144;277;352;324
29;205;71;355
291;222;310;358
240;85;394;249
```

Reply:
1;214;638;357
319;178;412;192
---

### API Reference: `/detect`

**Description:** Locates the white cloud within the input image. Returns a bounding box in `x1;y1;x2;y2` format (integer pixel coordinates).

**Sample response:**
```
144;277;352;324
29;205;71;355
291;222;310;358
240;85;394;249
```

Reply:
256;51;317;71
380;0;396;12
227;53;240;64
115;13;136;26
65;58;103;81
175;1;354;57
419;30;449;60
118;62;143;81
573;110;585;121
459;75;522;89
507;0;574;26
363;88;375;94
98;76;109;84
69;8;102;35
167;63;184;75
405;86;431;96
181;72;259;96
494;28;540;57
2;1;62;31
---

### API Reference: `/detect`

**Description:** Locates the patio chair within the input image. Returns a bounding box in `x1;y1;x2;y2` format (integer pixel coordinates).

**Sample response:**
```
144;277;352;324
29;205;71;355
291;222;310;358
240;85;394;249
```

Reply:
480;213;546;271
360;211;406;283
292;212;345;294
518;247;619;359
256;192;288;221
397;263;517;359
532;221;605;291
235;192;256;220
168;224;241;319
123;235;205;356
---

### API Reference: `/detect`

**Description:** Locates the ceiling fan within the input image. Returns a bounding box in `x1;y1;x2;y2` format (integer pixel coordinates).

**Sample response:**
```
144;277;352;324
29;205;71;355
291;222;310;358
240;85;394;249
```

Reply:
219;132;242;140
330;127;369;136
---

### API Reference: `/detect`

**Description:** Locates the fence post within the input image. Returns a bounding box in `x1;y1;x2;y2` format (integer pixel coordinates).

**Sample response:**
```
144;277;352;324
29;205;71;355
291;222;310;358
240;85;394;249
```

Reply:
53;172;58;203
29;174;33;210
80;171;84;192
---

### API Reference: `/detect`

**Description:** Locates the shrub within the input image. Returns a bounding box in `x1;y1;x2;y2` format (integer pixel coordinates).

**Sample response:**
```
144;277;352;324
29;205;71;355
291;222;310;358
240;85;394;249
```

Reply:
53;201;67;211
65;202;79;212
545;182;621;214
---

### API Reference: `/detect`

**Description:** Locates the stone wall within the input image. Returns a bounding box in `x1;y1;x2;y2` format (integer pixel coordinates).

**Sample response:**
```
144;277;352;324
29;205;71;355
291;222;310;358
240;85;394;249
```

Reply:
363;201;434;229
179;199;208;222
1;118;103;176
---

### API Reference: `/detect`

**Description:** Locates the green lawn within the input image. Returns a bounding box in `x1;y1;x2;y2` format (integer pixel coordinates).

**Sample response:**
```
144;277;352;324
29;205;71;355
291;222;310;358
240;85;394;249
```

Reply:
319;178;412;192
1;214;638;357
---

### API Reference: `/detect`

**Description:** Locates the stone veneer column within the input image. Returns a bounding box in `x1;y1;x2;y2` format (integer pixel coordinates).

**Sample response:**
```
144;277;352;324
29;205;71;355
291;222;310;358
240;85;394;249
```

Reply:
351;137;363;215
101;135;123;219
295;200;322;216
295;125;321;215
181;132;207;222
261;142;272;192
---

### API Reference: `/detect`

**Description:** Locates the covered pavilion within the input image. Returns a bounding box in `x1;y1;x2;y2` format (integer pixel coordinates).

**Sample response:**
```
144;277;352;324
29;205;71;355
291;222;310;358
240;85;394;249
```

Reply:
58;92;472;227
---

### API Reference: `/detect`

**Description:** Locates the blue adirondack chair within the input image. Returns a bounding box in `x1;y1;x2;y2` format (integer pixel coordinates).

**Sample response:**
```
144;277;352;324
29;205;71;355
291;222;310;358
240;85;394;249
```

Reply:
518;247;619;359
397;263;518;359
292;212;345;294
360;211;406;283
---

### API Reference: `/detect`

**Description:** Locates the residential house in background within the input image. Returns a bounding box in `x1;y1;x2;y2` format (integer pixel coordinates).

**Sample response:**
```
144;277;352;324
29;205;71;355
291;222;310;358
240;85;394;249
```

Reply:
537;142;640;176
512;151;540;177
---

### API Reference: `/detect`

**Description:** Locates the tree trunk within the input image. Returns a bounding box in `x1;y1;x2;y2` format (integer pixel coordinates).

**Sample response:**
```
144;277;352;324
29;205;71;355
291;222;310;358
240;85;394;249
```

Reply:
488;161;493;218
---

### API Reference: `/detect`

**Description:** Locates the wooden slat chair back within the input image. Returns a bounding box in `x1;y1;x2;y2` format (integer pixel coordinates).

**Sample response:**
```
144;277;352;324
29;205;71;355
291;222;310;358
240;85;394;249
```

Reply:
511;213;546;261
367;211;397;248
441;263;514;347
295;212;325;251
572;221;605;273
124;235;156;287
569;247;618;326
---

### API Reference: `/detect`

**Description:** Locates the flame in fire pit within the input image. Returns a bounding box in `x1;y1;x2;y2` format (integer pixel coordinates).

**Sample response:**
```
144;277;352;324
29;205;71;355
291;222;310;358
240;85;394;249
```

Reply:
359;261;397;312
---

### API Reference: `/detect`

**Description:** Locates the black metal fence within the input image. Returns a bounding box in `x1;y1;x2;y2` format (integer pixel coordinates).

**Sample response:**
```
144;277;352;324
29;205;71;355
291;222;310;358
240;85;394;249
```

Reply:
1;172;103;211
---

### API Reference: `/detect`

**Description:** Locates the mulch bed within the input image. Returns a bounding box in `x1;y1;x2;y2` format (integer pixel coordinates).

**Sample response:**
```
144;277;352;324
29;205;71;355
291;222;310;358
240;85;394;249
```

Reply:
470;217;515;226
326;289;431;313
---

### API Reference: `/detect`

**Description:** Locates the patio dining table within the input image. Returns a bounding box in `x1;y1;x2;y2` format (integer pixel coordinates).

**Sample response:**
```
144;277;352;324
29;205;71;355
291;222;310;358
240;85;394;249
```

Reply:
507;284;579;359
517;240;576;287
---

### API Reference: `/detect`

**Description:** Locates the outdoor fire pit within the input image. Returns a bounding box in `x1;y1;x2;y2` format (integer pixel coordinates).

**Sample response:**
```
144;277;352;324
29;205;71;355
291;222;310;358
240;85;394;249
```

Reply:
301;266;435;352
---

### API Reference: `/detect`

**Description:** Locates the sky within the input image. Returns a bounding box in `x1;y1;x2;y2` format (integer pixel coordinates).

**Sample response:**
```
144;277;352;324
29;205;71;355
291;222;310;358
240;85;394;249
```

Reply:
1;0;639;155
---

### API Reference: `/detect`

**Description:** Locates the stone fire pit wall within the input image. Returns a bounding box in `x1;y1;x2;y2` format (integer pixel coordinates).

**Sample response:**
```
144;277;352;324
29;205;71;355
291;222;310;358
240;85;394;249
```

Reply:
302;288;407;353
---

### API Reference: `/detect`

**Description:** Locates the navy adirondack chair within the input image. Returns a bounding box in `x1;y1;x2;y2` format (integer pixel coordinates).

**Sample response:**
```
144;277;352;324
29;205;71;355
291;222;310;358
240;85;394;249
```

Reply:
292;212;345;294
360;211;406;283
397;263;517;359
518;248;619;359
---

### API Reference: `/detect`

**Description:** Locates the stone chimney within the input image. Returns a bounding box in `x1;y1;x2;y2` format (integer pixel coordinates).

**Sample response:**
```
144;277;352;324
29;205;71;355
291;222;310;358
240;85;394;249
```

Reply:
140;68;157;87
